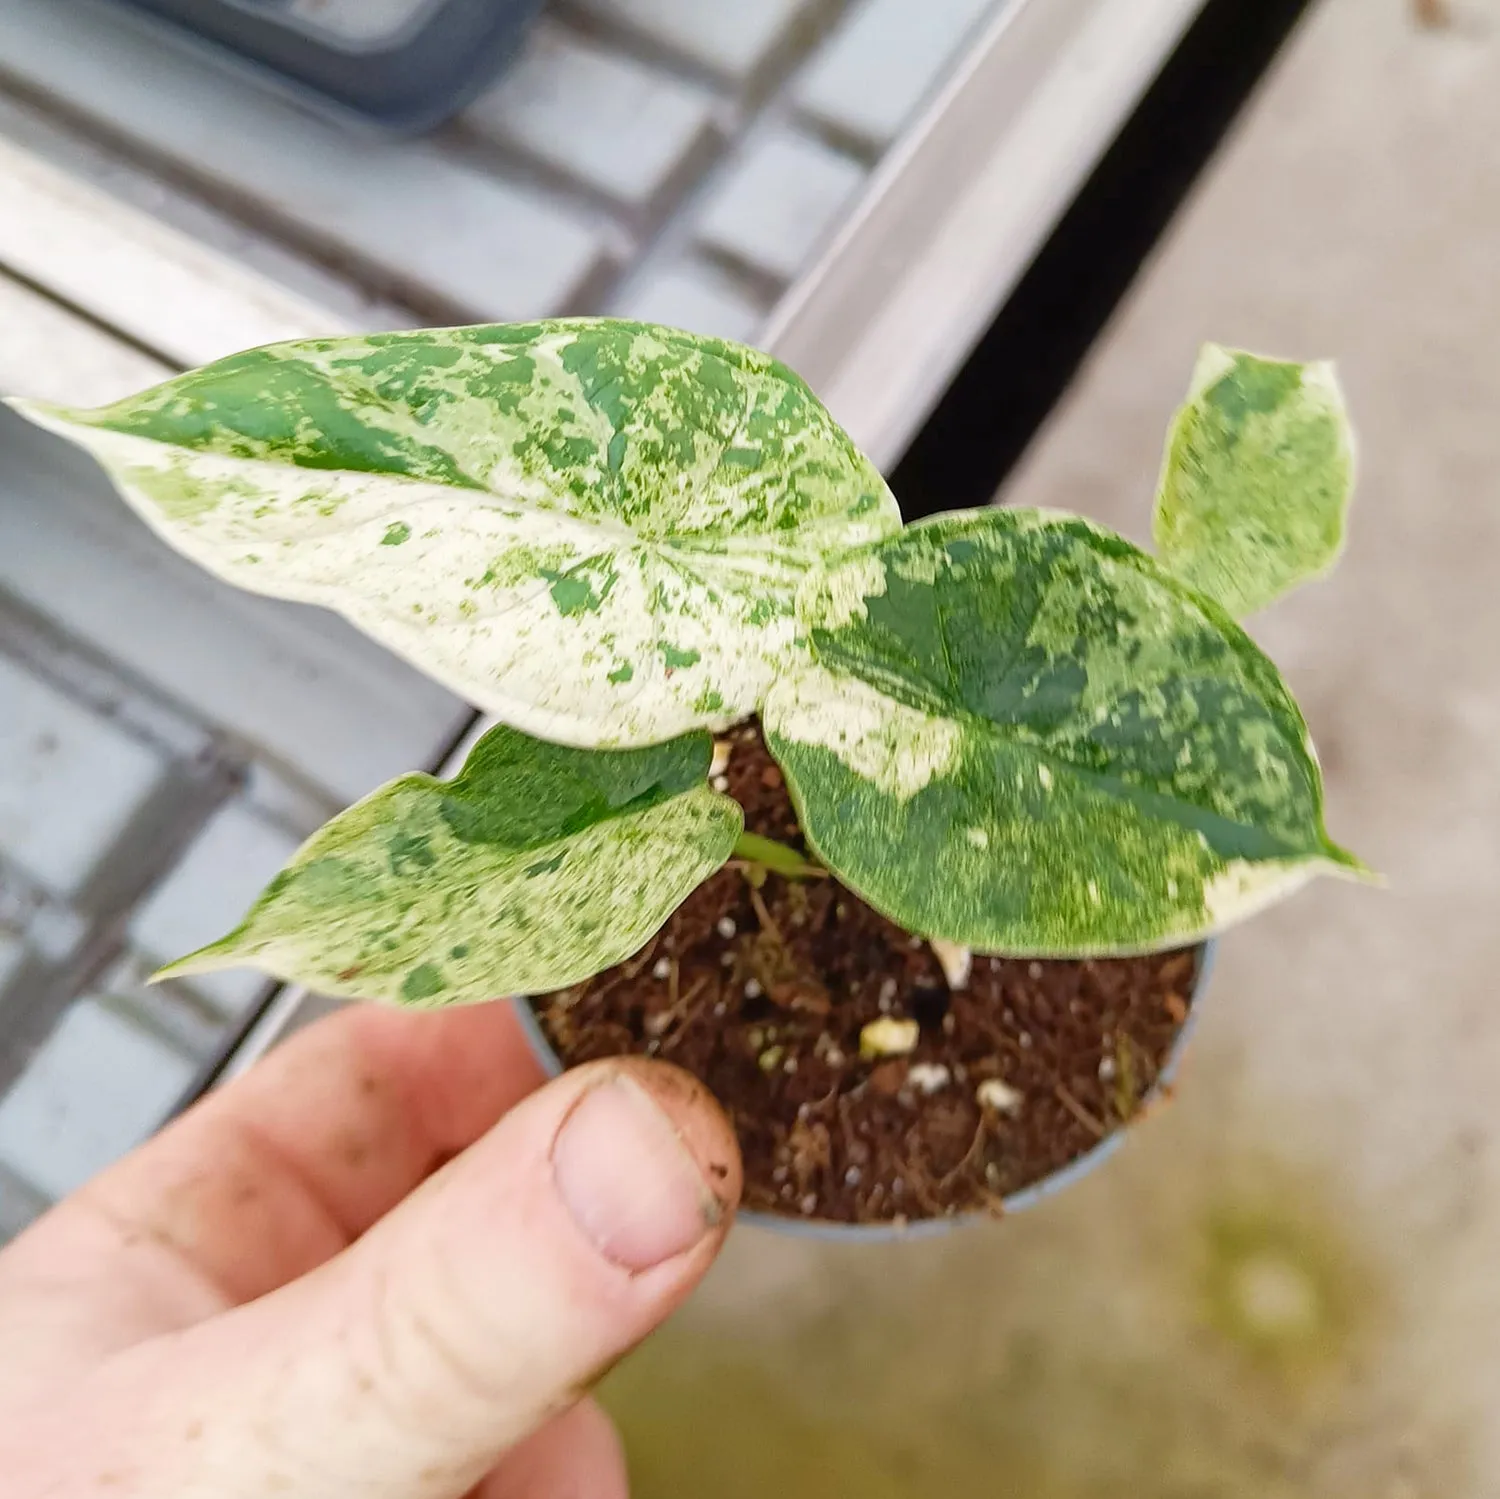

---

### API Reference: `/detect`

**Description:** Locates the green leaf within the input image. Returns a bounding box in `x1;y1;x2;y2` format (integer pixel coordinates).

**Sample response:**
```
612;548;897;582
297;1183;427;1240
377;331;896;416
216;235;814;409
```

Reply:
1152;345;1355;618
9;319;899;747
731;832;826;879
763;509;1362;956
157;724;743;1003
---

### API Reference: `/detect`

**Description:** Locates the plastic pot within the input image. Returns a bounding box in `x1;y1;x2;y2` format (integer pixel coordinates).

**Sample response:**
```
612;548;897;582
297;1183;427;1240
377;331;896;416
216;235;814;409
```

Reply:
511;942;1214;1241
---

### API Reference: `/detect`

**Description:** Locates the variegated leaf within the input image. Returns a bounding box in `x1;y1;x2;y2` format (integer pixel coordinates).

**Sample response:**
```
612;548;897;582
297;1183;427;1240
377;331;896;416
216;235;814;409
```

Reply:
764;509;1362;956
157;724;742;1004
1152;345;1355;618
10;319;899;746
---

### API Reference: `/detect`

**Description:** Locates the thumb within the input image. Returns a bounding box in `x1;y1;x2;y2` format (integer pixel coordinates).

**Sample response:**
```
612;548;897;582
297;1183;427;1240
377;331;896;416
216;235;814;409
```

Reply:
115;1059;741;1499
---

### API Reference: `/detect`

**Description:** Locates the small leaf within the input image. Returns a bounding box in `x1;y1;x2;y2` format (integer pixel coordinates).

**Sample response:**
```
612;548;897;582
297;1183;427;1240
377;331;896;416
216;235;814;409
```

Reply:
157;724;742;1003
764;509;1363;956
9;319;900;747
1152;345;1355;617
731;832;826;879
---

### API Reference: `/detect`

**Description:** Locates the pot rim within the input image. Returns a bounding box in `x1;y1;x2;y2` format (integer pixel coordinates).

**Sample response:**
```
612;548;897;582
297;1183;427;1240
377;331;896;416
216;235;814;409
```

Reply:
511;941;1214;1242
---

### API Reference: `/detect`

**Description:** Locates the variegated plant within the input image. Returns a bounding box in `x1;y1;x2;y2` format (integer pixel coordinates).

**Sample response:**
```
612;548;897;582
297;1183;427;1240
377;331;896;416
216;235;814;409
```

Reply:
9;324;1365;1006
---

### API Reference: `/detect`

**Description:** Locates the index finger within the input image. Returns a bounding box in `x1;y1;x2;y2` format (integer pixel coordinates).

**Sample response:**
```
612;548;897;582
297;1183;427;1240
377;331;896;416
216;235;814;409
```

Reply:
0;999;544;1373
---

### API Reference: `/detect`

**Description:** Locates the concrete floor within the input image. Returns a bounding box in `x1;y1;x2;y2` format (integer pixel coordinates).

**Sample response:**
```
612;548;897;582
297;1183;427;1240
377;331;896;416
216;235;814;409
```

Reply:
599;2;1500;1494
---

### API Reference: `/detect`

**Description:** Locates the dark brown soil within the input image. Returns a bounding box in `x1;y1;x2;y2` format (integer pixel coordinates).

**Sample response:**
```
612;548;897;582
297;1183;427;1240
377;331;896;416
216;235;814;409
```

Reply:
532;722;1200;1227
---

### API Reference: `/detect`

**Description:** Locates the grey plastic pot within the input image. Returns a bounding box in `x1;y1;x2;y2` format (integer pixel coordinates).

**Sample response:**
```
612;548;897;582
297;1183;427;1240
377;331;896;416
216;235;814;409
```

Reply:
511;942;1213;1241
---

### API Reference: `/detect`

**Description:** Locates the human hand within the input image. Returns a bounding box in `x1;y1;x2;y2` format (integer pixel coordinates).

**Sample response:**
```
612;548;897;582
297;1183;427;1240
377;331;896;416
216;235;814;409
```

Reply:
0;1000;741;1497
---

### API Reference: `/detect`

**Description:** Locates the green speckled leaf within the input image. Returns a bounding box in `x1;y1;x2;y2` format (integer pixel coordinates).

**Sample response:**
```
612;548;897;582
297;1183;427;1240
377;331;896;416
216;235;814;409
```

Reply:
10;319;899;746
157;724;742;1004
1152;345;1355;618
763;509;1362;956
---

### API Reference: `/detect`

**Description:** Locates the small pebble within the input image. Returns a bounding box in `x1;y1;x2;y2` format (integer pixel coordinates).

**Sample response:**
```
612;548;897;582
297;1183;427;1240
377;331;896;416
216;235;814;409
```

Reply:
711;774;730;793
859;1016;920;1059
825;1047;845;1068
953;1063;968;1083
651;957;672;980
712;1000;728;1017
977;1078;1024;1116
942;1012;956;1036
1028;961;1044;980
743;977;763;999
772;1164;790;1184
1019;1032;1033;1049
716;916;737;939
783;1056;798;1074
800;1194;818;1216
985;1162;1002;1186
720;952;735;967
844;1166;862;1187
646;1039;661;1055
644;1012;671;1038
891;1178;905;1198
1098;1055;1117;1081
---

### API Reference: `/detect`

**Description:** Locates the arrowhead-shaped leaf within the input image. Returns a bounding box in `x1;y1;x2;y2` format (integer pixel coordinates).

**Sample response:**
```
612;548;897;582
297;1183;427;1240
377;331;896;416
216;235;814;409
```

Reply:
157;724;742;1004
10;319;899;747
764;509;1362;956
1152;345;1355;618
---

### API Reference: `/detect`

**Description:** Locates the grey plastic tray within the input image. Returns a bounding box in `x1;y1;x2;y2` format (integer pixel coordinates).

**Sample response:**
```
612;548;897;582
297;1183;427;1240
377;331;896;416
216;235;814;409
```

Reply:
109;0;547;130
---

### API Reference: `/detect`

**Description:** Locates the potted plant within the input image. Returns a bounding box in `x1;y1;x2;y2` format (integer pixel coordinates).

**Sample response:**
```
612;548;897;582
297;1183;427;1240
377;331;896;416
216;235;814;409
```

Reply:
10;321;1362;1232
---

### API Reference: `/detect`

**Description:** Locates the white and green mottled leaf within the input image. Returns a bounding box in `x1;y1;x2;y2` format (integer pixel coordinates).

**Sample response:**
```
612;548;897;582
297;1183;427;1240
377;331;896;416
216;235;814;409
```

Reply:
157;724;742;1004
764;509;1363;956
9;319;899;746
1152;344;1355;618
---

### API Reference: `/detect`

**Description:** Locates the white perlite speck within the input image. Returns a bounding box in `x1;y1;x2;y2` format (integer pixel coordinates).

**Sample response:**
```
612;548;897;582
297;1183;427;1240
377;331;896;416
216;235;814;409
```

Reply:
976;1078;1024;1115
906;1063;951;1095
651;957;672;980
716;916;737;939
859;1016;920;1059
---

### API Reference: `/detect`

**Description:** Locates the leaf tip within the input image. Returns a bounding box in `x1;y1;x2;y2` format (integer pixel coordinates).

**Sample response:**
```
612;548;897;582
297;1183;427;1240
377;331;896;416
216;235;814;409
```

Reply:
1322;842;1382;887
150;934;246;984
